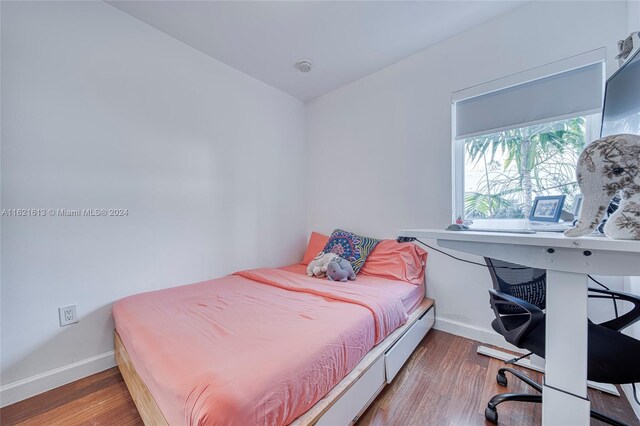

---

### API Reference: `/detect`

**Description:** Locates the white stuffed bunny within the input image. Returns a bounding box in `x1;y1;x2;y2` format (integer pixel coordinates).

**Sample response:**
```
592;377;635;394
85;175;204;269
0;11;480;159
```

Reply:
306;252;340;278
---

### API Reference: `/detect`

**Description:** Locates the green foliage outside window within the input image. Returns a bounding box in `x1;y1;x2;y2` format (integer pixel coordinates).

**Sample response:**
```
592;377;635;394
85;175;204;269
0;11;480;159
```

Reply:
464;117;586;219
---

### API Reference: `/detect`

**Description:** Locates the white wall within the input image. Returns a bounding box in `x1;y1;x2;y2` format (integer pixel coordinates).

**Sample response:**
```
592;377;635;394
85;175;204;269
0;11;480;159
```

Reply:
307;1;628;345
0;1;306;405
629;0;640;32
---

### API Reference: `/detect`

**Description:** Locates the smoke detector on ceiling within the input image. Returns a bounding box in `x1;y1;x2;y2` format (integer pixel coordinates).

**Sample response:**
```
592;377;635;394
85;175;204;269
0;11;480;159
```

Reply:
296;60;312;73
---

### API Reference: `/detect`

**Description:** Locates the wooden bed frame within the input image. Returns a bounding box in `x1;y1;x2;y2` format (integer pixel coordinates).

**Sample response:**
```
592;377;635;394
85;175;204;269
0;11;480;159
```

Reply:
115;298;435;426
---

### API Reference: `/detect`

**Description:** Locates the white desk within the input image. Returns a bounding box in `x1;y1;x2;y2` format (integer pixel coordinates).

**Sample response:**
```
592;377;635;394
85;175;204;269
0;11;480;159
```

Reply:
398;229;640;425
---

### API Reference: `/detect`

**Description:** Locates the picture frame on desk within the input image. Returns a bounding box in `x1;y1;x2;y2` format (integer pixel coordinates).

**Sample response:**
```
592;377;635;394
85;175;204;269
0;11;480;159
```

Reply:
529;195;566;223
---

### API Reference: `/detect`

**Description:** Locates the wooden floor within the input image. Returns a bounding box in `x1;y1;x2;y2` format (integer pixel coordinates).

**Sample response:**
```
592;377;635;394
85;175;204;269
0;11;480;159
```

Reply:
1;330;638;426
358;330;639;426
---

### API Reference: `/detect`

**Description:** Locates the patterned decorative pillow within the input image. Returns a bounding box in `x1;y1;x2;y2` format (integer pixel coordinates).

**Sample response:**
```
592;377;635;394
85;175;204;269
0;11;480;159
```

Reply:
321;229;380;274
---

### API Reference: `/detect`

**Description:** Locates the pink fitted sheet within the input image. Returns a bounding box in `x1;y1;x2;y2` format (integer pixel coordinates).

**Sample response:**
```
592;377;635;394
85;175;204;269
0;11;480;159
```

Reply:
113;264;425;425
280;263;425;314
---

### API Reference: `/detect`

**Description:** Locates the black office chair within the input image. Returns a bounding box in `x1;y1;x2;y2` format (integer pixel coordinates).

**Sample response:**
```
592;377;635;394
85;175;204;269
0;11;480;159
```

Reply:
484;257;640;426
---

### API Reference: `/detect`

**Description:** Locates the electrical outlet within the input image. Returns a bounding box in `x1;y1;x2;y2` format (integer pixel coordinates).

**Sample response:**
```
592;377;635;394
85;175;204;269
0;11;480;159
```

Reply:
59;305;78;327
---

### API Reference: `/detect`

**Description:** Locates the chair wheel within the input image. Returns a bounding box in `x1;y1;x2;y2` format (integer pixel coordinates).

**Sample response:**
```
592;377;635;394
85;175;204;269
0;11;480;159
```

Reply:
485;406;498;424
496;371;508;387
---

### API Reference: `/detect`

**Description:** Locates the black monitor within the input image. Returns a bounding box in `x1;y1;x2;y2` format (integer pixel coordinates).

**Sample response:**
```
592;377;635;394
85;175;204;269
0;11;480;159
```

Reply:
601;46;640;137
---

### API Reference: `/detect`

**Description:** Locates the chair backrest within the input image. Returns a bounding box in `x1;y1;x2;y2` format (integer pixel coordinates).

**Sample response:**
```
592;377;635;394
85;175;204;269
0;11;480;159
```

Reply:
485;257;546;313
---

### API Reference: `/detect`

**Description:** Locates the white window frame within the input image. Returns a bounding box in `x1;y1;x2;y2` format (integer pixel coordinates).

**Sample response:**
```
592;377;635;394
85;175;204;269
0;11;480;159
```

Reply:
451;49;606;223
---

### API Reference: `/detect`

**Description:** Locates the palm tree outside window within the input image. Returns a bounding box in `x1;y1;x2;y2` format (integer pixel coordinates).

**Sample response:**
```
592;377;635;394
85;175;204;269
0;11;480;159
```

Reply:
462;115;599;220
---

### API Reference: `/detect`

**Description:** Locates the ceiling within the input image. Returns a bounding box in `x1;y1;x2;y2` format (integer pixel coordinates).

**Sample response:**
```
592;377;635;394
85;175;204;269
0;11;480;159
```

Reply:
108;1;525;102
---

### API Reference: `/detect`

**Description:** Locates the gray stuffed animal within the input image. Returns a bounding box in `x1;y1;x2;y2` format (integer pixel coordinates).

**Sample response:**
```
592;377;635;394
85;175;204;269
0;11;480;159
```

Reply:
326;257;356;282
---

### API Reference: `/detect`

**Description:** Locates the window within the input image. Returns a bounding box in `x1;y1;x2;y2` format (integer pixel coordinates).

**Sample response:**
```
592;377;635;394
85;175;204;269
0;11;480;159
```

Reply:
452;50;606;222
461;114;599;220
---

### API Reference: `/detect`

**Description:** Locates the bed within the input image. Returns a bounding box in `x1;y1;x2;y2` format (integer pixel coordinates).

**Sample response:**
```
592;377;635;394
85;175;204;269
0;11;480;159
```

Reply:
114;252;434;425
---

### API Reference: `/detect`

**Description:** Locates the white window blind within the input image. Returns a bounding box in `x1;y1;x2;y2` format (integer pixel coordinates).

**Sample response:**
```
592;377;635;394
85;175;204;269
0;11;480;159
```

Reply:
454;62;604;140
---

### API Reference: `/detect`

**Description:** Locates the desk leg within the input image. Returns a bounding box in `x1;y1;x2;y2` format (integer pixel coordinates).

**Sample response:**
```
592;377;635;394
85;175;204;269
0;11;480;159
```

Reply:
542;270;590;425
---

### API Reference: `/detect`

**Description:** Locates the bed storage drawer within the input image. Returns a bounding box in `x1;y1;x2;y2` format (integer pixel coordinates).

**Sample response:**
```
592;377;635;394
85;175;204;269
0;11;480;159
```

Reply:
316;355;385;426
384;307;434;383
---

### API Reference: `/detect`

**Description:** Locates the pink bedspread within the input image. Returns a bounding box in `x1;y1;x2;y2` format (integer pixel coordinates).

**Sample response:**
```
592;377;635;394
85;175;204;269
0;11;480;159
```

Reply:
113;266;420;425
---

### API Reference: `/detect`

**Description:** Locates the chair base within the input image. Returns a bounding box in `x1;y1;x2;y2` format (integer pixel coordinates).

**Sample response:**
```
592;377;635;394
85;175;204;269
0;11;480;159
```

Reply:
484;368;627;426
477;345;620;396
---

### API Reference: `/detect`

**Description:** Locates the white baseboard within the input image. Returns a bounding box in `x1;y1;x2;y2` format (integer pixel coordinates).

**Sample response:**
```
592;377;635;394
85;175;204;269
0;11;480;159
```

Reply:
433;317;527;354
621;384;640;422
0;351;116;407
